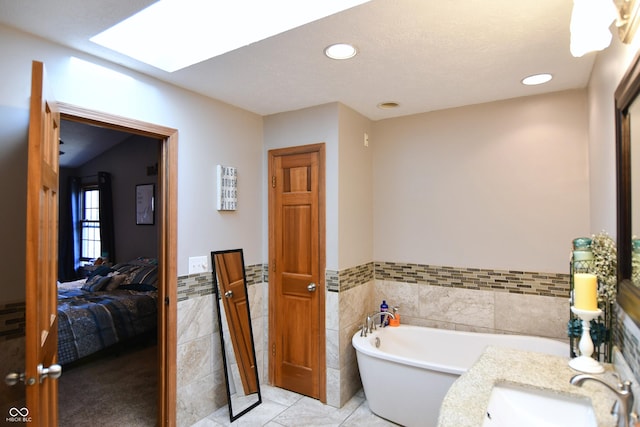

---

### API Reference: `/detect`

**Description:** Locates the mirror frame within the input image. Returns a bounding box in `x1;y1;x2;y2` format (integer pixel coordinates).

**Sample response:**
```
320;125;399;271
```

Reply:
616;49;640;328
211;248;262;422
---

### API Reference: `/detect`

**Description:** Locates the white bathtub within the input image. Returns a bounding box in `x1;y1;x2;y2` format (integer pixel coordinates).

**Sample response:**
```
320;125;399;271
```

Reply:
352;324;569;427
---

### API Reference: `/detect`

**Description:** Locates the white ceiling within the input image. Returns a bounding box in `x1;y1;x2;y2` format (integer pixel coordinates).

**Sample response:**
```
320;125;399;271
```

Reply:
0;0;596;122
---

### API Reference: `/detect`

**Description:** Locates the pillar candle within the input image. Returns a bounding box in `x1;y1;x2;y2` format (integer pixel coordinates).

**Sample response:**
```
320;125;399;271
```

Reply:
574;273;598;311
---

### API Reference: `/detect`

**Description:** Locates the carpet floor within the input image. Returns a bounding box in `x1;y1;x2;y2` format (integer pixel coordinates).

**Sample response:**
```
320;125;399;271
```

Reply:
58;343;157;426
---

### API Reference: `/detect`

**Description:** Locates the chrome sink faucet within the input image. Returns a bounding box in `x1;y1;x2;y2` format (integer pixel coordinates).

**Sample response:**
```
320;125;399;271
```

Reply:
570;373;638;427
360;311;395;336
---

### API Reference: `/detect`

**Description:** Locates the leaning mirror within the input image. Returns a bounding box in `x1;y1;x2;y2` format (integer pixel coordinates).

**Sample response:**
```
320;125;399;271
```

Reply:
615;50;640;327
211;249;261;421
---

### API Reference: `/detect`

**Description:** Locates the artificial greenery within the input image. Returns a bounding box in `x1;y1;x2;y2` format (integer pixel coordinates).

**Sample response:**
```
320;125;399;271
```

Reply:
566;317;609;347
590;231;617;304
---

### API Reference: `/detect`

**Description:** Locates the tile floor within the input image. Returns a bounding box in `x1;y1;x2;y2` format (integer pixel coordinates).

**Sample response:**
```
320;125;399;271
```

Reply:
193;385;400;426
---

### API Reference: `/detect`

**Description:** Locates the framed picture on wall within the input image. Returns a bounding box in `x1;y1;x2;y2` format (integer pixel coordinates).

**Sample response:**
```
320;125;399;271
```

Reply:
136;184;155;225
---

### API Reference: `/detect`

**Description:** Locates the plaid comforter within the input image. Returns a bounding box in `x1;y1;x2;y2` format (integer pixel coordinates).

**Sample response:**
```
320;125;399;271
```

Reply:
57;287;157;365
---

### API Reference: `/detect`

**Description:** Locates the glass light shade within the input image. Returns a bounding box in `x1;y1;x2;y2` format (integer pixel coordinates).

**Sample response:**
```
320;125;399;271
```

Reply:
570;0;619;57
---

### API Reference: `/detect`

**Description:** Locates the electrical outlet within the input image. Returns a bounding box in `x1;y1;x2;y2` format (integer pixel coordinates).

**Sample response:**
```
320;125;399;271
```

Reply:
188;256;208;274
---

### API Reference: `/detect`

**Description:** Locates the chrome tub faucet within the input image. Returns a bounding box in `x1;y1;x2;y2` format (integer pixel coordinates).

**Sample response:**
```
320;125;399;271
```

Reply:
360;311;395;337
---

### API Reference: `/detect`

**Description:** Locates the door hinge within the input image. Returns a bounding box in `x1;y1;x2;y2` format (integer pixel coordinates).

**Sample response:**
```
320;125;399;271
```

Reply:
271;260;275;272
165;297;170;306
272;343;276;357
271;175;276;188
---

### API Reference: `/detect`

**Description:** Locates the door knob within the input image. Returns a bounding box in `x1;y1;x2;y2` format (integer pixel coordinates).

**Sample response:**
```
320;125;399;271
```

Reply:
224;290;233;298
307;283;317;292
5;371;25;386
37;363;62;383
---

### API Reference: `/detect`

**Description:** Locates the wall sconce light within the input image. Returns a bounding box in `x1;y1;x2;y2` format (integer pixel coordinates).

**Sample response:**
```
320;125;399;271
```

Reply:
570;0;640;57
618;0;640;43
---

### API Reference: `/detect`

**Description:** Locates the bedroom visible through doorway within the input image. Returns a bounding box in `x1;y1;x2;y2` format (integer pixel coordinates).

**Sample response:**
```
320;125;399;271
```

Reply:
58;103;178;425
57;119;160;425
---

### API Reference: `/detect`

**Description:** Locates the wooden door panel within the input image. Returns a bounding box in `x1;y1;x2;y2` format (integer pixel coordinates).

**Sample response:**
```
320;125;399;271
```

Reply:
215;252;258;394
269;144;325;401
25;60;60;426
282;205;312;273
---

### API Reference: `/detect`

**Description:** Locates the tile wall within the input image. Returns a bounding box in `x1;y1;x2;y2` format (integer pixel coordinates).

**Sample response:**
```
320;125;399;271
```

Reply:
614;305;640;385
372;262;570;337
327;261;572;408
176;264;266;426
330;261;640;410
3;259;637;425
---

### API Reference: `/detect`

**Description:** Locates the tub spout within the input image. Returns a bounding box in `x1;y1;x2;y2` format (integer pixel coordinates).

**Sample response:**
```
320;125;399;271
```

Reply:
570;373;636;427
368;311;395;331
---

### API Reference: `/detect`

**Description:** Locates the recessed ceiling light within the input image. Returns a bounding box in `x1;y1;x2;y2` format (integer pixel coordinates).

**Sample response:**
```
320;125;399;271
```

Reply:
91;0;371;72
377;102;400;109
521;73;553;86
324;43;358;60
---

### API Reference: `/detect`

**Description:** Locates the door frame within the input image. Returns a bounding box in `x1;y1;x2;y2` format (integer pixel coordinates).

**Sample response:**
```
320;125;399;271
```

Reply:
267;143;326;402
57;102;178;426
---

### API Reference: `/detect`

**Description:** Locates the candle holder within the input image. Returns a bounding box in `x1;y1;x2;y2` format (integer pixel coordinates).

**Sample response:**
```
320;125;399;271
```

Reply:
568;306;604;374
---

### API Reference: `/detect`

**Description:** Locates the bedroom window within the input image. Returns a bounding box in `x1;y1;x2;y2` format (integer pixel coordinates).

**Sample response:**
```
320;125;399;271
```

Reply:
81;187;101;260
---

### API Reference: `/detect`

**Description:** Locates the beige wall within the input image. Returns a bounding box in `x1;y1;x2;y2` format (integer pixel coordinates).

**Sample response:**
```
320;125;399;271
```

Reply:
0;23;265;424
263;103;341;268
371;90;590;274
0;24;264;301
262;103;374;271
337;104;374;269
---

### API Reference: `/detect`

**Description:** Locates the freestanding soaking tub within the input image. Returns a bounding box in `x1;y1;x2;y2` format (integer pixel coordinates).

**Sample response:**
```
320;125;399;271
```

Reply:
352;324;569;427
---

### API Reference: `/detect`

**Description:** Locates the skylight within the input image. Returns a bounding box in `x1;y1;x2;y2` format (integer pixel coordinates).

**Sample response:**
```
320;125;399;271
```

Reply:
90;0;371;72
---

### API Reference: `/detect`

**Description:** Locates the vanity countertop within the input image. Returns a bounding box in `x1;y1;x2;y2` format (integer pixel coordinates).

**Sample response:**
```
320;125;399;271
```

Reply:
438;346;619;427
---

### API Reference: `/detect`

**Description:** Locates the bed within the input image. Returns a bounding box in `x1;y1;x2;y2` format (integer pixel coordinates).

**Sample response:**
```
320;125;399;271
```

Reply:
57;257;159;365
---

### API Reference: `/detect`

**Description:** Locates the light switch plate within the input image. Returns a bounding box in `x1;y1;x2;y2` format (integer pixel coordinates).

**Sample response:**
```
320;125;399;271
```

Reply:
188;256;208;274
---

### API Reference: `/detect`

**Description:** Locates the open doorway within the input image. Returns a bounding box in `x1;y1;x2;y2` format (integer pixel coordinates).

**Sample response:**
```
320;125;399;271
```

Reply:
56;102;178;425
56;119;160;425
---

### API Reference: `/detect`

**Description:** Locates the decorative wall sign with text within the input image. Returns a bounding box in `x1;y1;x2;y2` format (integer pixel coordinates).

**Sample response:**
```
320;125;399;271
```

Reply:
217;165;237;211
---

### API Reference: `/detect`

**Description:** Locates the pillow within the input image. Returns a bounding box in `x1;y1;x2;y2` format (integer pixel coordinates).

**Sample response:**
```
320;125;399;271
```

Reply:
81;274;111;292
112;262;158;288
103;273;127;291
86;265;113;280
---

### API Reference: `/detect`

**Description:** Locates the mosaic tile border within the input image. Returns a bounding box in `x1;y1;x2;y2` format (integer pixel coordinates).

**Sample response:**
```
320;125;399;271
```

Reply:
2;261;637;380
177;272;213;301
327;262;374;292
245;263;267;286
374;262;570;298
177;264;266;302
614;306;640;382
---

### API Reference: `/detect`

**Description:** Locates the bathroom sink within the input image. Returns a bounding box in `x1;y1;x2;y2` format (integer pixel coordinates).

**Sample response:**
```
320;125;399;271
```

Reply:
482;383;597;427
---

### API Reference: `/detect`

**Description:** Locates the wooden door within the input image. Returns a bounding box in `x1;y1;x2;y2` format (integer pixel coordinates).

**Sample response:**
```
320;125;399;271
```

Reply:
268;144;325;401
25;60;61;426
214;251;258;395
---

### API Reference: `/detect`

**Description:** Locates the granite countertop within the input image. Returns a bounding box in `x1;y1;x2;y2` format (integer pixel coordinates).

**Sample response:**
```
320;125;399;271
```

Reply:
438;346;619;427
